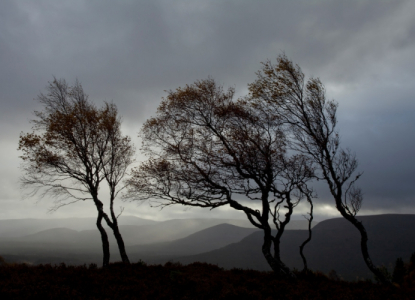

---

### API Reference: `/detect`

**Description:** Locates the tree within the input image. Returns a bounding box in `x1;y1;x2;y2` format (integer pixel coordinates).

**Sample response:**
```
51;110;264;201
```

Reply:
126;78;314;277
248;54;389;283
18;78;134;266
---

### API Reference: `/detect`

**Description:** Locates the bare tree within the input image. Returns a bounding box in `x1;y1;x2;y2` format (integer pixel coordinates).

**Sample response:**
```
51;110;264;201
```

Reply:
248;54;389;283
126;79;314;277
18;78;134;266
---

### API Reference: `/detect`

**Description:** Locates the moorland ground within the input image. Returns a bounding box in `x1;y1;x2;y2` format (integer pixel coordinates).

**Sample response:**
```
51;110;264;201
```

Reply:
0;261;414;300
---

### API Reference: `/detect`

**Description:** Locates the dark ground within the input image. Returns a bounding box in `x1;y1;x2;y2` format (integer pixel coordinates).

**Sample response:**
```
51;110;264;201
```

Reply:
0;261;414;300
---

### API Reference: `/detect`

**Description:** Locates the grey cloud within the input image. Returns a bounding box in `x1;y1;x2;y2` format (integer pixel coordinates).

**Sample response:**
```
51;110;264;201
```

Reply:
1;0;414;220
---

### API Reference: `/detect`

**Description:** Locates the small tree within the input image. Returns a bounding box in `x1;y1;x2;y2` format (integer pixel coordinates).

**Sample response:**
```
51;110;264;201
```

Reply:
126;79;314;277
248;54;389;283
18;78;134;266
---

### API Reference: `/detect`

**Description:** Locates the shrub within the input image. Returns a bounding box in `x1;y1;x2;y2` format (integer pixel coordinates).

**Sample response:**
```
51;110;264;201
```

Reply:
392;258;406;285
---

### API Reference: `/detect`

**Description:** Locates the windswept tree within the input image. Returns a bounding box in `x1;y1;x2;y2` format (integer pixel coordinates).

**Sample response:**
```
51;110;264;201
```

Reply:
248;54;389;283
18;78;134;266
126;79;314;277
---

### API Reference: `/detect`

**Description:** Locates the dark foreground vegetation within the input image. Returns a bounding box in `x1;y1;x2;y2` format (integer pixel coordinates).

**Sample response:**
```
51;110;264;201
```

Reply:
0;261;414;300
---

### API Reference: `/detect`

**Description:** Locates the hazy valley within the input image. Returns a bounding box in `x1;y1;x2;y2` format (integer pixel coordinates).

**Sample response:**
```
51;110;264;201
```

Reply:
1;214;414;280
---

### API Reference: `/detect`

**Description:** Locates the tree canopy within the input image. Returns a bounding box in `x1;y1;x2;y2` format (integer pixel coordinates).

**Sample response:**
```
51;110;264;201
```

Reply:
127;55;390;282
19;78;134;266
248;54;388;283
126;78;315;277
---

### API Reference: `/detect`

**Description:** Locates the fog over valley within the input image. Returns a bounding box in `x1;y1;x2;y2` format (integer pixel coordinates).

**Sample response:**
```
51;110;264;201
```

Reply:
1;215;415;280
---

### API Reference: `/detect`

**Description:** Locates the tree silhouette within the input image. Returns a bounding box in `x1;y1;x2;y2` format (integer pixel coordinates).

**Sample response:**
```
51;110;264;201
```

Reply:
126;79;314;277
298;185;314;273
18;78;134;266
248;54;389;283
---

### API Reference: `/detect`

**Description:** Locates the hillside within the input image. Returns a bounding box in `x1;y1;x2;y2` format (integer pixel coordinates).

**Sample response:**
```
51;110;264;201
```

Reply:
0;216;157;238
0;218;266;264
128;223;259;260
1;214;414;280
1;262;412;300
173;214;415;280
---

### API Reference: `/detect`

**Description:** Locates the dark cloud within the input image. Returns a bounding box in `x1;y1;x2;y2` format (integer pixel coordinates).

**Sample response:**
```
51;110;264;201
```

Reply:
1;0;414;220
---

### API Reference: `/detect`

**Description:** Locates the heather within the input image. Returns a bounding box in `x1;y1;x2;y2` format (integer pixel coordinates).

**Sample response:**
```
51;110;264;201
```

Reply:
0;261;413;300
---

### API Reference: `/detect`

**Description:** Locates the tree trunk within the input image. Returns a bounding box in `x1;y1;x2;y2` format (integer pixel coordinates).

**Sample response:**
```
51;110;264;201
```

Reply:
352;218;388;282
110;225;130;264
336;202;389;284
272;235;293;277
270;193;295;278
94;196;130;265
96;211;110;267
101;209;130;264
299;199;313;273
262;231;293;278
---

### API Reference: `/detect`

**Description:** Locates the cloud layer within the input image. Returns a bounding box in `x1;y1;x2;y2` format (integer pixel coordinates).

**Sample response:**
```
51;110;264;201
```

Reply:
1;0;414;220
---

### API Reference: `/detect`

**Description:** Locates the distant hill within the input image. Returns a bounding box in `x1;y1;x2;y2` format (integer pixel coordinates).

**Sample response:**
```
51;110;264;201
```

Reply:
0;220;262;265
172;214;415;280
0;216;157;238
10;214;415;281
128;223;259;260
0;218;267;262
0;221;258;251
24;228;80;244
0;217;315;246
116;218;265;245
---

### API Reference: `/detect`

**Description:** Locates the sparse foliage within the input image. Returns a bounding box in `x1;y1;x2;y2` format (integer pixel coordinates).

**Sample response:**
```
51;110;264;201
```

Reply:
18;78;134;266
126;78;315;277
247;54;388;283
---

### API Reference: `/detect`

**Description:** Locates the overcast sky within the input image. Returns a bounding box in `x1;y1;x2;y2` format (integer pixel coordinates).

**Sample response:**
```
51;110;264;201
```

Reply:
1;0;414;222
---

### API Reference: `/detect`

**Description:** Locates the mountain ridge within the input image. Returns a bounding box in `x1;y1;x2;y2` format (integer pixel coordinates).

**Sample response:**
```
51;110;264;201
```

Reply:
172;214;415;280
1;214;413;280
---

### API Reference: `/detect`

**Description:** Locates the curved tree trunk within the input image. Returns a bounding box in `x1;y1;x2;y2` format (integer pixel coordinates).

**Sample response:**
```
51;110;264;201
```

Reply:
262;230;293;278
109;222;130;264
229;193;294;278
299;199;313;273
102;208;130;264
322;148;389;283
335;202;389;283
271;237;293;277
110;201;130;264
94;195;130;264
108;192;130;264
96;211;110;267
269;193;295;278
